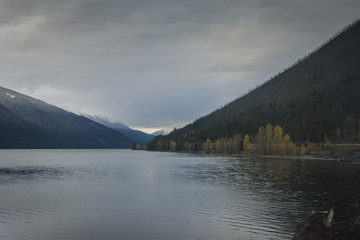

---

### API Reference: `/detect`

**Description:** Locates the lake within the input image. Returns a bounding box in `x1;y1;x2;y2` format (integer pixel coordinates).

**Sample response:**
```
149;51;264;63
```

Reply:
0;150;359;240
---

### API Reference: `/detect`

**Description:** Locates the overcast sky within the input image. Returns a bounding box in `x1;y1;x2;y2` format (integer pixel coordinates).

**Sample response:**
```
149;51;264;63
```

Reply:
0;0;359;133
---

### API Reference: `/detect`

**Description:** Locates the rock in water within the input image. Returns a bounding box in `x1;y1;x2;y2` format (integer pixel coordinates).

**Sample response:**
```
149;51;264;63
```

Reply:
293;196;360;240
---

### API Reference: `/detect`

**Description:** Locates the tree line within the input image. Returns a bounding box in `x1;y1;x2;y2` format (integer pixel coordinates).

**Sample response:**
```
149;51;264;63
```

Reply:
148;123;354;155
147;20;360;154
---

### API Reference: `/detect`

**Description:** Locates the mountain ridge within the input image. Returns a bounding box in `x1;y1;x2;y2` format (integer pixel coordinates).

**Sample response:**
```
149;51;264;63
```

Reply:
0;86;133;149
83;114;154;146
148;19;360;151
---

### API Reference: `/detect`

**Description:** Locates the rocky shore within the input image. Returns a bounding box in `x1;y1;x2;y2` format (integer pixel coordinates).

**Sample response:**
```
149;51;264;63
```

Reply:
293;196;360;240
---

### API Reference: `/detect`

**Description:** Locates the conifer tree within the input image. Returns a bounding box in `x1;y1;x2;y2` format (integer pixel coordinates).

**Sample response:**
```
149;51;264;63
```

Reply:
357;120;360;141
232;133;243;152
184;141;192;152
255;126;266;154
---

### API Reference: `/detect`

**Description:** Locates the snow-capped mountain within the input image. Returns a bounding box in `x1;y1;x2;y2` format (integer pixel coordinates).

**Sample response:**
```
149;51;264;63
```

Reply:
0;86;133;148
151;130;168;136
84;115;154;146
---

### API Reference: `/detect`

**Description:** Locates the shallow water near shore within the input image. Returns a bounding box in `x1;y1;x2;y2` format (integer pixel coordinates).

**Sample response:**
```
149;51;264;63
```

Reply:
0;149;359;240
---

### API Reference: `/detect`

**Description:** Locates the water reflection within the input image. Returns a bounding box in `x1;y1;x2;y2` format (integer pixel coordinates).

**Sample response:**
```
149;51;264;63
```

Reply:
0;165;137;184
0;150;359;240
164;154;360;238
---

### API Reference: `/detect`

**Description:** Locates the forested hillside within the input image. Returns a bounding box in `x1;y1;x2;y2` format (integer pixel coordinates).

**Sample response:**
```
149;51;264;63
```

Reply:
0;86;133;149
148;19;360;152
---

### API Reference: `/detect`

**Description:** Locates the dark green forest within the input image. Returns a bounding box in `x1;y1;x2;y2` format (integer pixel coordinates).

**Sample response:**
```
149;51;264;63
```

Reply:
148;19;360;152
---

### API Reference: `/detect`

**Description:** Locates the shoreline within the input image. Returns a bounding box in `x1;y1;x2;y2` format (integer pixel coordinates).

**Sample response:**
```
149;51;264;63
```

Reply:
231;152;360;162
146;149;360;163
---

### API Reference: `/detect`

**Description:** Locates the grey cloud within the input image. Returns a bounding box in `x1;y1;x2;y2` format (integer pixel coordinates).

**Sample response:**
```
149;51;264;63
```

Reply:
0;0;359;130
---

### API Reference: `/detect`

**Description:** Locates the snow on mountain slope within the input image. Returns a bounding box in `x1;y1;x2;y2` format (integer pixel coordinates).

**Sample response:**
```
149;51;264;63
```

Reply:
83;114;154;146
0;86;133;148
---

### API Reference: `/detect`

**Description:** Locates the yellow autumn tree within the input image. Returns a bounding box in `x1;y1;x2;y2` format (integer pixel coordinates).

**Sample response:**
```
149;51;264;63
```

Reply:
274;125;283;143
215;138;227;153
265;124;274;155
204;138;212;154
243;134;250;152
215;139;220;153
169;140;177;152
273;125;284;154
283;134;294;154
300;144;306;156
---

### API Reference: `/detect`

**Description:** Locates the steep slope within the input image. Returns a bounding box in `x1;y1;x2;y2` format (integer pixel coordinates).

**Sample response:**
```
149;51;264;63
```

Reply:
84;115;154;146
148;19;360;150
0;86;133;148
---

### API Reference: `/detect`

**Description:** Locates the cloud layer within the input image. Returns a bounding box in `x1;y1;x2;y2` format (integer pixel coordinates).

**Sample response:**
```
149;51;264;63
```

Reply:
0;0;359;130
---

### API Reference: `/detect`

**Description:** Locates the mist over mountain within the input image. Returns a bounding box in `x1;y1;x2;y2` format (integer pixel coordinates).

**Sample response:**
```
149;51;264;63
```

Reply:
0;86;133;149
83;115;154;146
148;20;360;151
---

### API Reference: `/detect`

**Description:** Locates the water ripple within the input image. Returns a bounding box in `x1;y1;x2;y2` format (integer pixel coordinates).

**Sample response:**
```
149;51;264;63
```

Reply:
0;151;359;240
0;165;135;184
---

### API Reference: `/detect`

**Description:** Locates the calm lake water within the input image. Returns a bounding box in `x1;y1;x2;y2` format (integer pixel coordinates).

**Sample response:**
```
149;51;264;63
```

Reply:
0;150;359;240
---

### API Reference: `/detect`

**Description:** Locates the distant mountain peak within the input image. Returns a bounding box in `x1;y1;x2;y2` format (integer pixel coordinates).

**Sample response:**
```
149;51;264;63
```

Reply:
0;86;133;149
151;130;169;136
82;114;130;130
82;114;155;146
